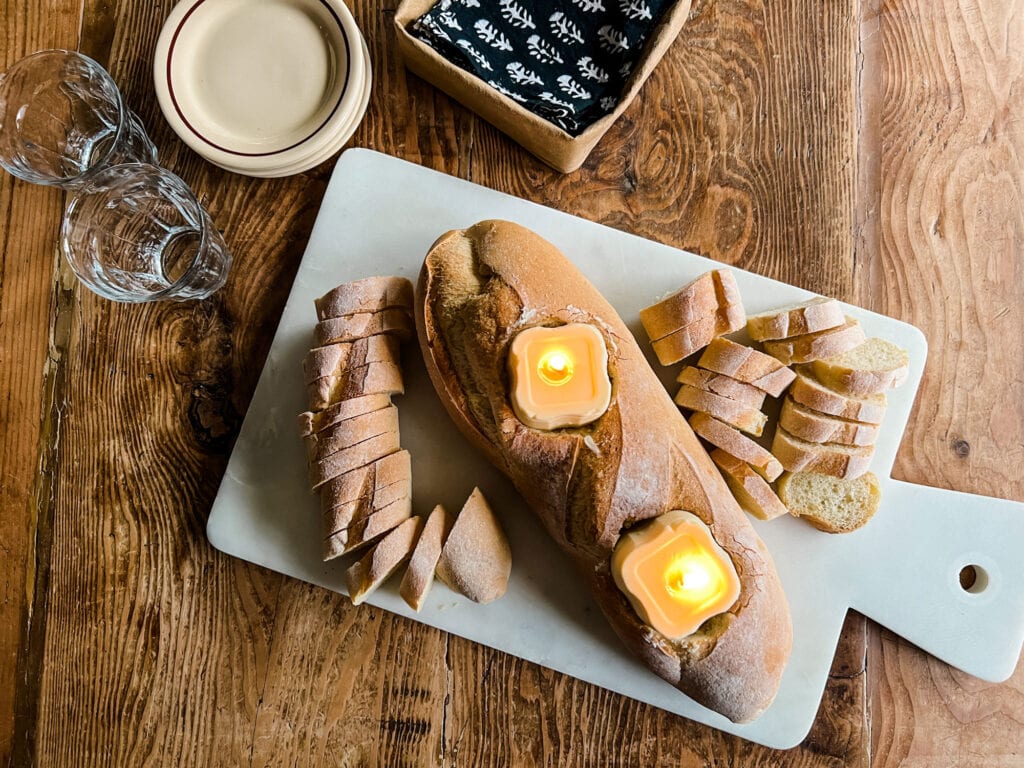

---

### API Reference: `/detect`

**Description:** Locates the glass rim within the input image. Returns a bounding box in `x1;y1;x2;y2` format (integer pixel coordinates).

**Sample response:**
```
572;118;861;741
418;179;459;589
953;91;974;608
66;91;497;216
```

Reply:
64;162;222;302
1;48;133;187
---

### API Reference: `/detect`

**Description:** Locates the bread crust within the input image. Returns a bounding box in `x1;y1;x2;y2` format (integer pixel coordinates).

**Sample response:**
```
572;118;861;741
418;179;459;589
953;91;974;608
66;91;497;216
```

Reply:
415;220;791;723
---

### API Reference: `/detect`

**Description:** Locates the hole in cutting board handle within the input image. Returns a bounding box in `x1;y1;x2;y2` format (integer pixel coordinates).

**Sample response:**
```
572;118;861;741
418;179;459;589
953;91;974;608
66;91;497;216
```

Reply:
959;564;990;594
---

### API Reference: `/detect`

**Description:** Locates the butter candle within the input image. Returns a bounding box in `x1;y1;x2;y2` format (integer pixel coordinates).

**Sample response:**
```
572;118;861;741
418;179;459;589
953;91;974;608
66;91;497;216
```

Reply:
508;324;612;430
612;510;741;640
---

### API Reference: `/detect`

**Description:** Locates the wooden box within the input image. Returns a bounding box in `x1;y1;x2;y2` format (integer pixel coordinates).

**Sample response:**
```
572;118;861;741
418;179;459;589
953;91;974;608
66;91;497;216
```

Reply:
393;0;693;173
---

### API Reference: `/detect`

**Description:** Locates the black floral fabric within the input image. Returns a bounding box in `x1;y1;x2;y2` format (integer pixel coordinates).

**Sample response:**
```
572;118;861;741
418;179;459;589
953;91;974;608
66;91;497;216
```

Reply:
411;0;675;136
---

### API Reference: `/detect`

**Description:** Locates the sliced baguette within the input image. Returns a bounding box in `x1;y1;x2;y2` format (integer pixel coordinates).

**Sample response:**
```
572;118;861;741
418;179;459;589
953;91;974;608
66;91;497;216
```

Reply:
315;276;414;321
306;361;405;410
771;427;873;479
778;398;879;447
639;269;741;341
309;431;401;489
811;337;910;395
297;393;392;437
314;309;414;346
746;297;845;341
697;337;796;397
319;450;411;511
709;449;788;521
324;495;414;561
306;405;400;461
674;384;767;436
762;317;865;365
777;471;881;533
435;488;511;604
689;412;782;481
789;368;887;424
344;515;423;603
303;335;401;383
650;303;745;365
321;477;411;538
400;504;453;612
676;366;766;409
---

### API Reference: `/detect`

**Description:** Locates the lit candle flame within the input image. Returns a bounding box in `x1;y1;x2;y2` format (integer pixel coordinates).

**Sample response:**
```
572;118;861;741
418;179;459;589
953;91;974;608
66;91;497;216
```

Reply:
665;555;718;602
537;349;574;387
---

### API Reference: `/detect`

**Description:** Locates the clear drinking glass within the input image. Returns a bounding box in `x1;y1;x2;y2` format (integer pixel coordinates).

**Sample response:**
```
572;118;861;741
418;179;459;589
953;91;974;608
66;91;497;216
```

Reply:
61;164;232;302
0;49;157;188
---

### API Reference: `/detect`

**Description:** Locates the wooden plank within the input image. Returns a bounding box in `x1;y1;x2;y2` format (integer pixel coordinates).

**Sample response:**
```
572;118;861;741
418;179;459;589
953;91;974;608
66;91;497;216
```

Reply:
858;0;1024;765
456;0;868;764
0;1;86;764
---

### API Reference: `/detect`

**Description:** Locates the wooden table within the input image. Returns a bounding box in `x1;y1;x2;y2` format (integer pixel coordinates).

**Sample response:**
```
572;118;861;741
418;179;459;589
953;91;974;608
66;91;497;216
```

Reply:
2;0;1022;765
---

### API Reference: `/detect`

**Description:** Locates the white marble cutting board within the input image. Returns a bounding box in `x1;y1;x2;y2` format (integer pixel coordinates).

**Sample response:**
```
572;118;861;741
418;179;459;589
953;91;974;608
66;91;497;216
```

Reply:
207;149;1024;749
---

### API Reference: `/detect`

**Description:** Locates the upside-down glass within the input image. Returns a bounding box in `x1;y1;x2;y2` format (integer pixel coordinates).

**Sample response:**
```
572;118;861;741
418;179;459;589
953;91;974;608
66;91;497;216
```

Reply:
0;49;157;187
61;164;231;302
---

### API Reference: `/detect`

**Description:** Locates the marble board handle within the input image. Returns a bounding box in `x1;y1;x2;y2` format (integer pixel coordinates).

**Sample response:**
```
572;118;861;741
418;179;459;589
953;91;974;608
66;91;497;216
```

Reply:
845;479;1024;682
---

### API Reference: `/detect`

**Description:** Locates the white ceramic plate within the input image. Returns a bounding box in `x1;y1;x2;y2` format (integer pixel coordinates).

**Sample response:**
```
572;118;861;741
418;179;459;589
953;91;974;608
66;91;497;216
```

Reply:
214;38;372;179
208;150;1024;748
154;0;364;173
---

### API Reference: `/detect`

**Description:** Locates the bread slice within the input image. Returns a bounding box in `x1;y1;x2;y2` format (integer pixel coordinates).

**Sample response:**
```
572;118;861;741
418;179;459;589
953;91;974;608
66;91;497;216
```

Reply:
762;317;865;365
399;504;453;612
709;449;788;521
315;276;414;321
745;297;845;341
344;515;423;603
324;495;414;561
777;471;881;533
303;334;401;383
297;393;393;437
778;397;879;447
436;488;511;604
697;337;796;397
319;450;411;511
771;427;873;479
788;368;886;424
674;384;767;436
811;337;910;395
306;361;405;410
650;303;745;365
639;269;741;341
676;366;766;409
314;309;414;346
689;412;782;481
321;477;412;538
306;405;400;461
309;431;401;489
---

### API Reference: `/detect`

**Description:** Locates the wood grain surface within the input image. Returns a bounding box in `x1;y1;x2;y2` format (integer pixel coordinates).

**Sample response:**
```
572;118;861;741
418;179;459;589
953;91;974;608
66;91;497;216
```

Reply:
0;0;1020;766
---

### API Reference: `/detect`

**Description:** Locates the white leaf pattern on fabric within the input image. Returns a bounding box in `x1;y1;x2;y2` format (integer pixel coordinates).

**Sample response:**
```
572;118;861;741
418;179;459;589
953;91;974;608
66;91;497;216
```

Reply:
572;0;606;12
526;34;564;64
506;61;544;86
460;0;481;6
488;80;528;102
455;38;493;71
577;56;609;83
498;0;536;30
600;96;618;110
438;11;462;31
598;25;629;53
539;91;576;111
619;0;653;20
549;12;585;45
557;74;591;100
619;60;634;77
474;19;513;51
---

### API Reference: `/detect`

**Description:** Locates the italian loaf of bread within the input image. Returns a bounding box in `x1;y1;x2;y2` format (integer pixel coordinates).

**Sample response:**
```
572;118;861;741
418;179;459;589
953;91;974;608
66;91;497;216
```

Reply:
415;220;791;723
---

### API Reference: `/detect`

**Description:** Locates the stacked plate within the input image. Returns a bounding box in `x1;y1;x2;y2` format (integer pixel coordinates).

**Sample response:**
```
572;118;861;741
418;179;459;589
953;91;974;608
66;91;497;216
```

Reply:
154;0;371;178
